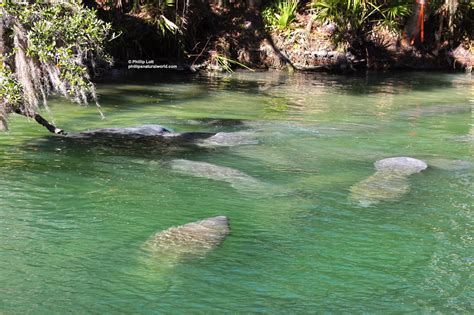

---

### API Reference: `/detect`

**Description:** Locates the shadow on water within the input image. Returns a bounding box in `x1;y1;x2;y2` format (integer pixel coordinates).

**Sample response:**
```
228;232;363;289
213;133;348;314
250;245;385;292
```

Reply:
98;69;473;99
21;133;219;161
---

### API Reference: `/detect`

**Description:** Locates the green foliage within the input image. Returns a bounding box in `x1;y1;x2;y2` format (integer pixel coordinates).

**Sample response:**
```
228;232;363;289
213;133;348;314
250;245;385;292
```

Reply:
21;2;111;91
141;0;181;35
311;0;411;46
263;0;299;30
0;62;23;109
110;0;181;36
0;0;112;124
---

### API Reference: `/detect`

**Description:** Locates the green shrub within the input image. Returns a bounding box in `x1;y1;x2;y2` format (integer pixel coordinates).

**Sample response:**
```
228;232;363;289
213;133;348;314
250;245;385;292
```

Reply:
311;0;411;46
263;0;300;30
0;0;112;127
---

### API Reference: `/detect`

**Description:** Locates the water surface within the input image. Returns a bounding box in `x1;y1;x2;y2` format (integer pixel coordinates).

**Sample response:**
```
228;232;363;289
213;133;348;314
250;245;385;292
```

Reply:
1;70;472;313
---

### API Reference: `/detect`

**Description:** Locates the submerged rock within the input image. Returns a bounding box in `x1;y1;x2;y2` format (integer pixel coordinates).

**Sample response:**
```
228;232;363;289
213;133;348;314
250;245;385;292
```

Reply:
143;216;230;263
170;159;261;190
349;157;428;206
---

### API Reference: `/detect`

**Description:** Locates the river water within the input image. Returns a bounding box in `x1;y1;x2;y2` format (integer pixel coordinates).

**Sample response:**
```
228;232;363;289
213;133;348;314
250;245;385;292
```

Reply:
1;71;472;313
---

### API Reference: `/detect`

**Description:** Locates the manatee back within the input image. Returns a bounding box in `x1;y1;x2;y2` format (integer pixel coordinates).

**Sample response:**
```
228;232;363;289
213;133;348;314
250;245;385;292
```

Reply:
375;157;428;175
145;216;230;259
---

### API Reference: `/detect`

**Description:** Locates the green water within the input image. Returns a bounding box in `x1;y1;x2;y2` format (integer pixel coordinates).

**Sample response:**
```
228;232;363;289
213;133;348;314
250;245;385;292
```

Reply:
1;71;472;313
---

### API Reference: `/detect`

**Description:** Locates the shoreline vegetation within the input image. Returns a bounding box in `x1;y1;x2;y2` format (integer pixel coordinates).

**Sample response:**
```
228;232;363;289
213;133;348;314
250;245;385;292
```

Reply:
0;0;472;131
91;0;473;72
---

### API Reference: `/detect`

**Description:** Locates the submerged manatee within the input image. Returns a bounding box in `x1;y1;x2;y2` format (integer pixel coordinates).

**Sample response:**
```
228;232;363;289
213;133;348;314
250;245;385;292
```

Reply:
349;157;428;206
197;131;259;147
143;216;230;264
427;158;473;171
399;103;472;117
170;159;262;191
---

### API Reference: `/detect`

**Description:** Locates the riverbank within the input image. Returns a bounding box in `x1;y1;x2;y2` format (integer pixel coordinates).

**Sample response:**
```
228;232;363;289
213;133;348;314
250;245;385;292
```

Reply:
92;1;473;73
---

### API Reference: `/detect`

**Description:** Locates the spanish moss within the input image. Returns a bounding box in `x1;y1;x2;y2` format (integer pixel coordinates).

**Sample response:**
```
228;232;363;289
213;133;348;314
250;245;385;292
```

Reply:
0;0;111;130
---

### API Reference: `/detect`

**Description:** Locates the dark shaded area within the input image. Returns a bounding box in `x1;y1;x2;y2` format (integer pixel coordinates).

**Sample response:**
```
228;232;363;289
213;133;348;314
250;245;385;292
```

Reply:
22;131;219;162
85;1;295;70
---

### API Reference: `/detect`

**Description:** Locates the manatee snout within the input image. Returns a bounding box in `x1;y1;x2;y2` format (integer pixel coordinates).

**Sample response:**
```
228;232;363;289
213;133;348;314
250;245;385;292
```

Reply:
199;215;230;229
374;157;428;175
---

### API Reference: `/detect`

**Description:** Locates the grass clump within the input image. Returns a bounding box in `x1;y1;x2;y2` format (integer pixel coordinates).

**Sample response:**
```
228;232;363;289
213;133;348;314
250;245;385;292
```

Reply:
263;0;300;30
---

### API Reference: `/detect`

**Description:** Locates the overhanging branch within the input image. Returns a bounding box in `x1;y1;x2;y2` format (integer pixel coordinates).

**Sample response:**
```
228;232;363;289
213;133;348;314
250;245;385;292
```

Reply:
14;108;67;135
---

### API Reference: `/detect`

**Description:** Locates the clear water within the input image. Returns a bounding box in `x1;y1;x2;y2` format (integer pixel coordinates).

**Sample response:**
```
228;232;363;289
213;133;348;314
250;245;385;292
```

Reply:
0;70;472;313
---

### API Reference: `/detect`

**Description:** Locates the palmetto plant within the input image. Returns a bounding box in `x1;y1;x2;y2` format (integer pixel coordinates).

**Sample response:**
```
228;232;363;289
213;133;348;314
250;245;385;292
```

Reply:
109;0;181;35
311;0;411;46
263;0;300;30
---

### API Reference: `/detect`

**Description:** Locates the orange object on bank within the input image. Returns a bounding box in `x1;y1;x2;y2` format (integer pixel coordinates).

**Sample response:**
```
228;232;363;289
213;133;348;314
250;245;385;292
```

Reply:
411;0;427;45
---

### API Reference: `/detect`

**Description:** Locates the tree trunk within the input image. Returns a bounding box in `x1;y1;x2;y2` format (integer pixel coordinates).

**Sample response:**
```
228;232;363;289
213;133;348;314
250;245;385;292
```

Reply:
0;13;8;131
0;11;5;56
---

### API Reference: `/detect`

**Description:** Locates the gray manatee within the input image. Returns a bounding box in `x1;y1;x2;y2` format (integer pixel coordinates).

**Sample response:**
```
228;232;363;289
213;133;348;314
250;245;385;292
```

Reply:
143;216;230;264
170;159;262;191
197;131;258;147
374;157;428;175
350;157;428;206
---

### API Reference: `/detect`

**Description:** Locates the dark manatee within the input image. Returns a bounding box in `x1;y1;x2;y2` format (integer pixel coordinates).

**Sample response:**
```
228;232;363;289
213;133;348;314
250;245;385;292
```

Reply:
68;125;256;147
350;157;428;206
143;216;230;265
75;124;172;137
69;124;215;142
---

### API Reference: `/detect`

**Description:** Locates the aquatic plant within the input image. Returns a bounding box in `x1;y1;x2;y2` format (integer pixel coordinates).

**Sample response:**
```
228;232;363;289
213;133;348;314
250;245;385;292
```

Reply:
262;0;300;30
0;0;112;131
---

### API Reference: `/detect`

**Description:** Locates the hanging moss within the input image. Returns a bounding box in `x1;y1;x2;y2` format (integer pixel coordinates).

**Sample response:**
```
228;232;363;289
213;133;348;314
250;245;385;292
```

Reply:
0;0;112;130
